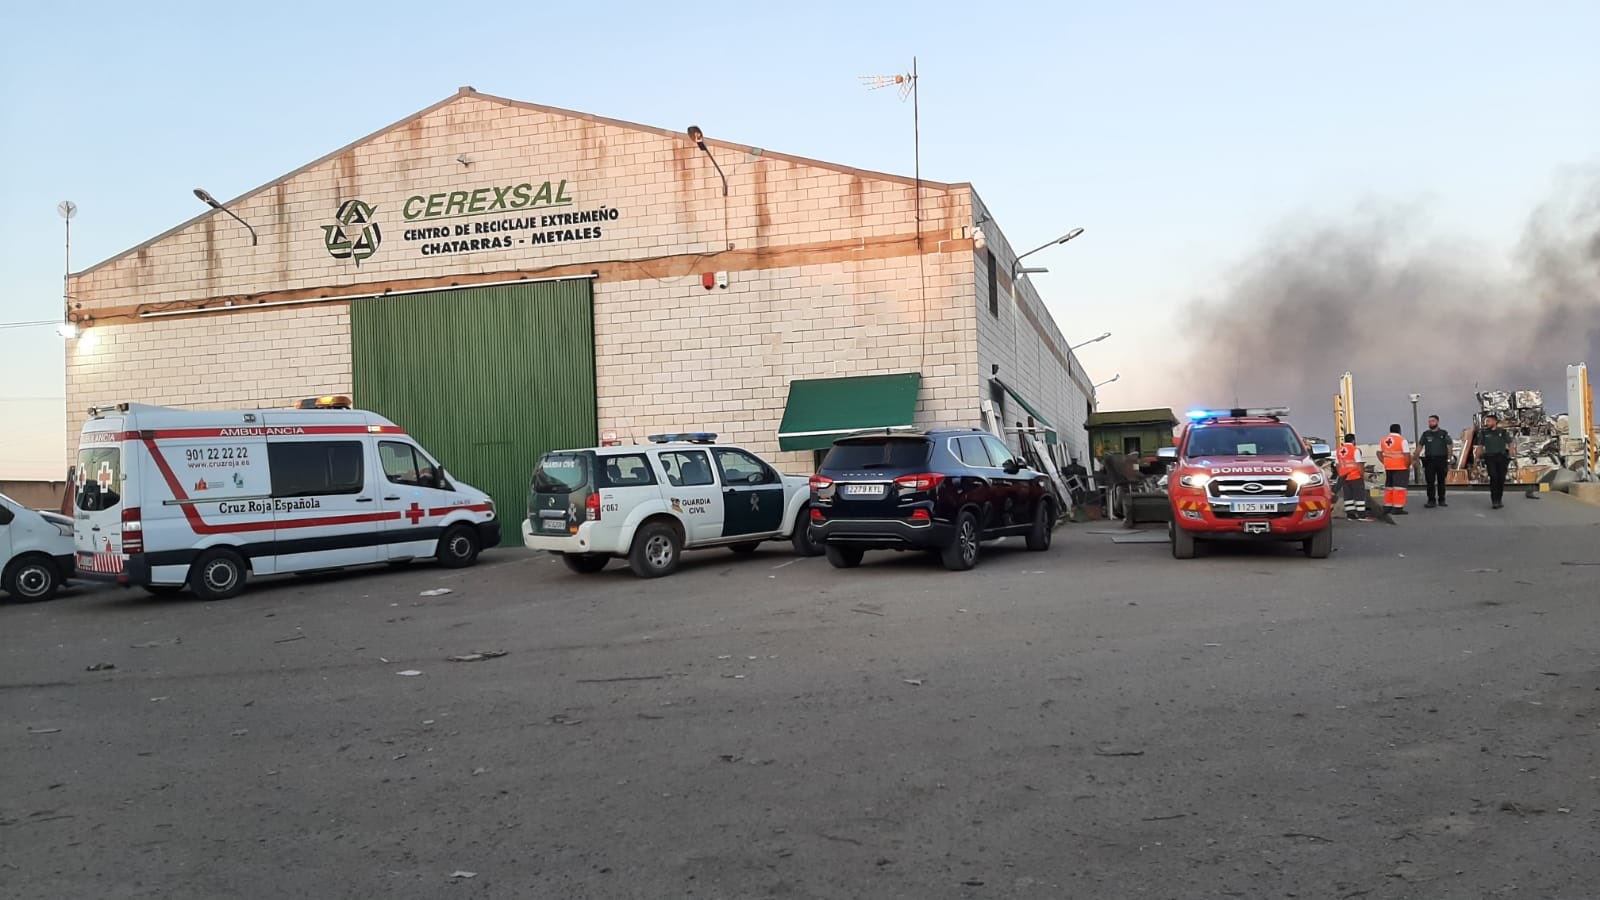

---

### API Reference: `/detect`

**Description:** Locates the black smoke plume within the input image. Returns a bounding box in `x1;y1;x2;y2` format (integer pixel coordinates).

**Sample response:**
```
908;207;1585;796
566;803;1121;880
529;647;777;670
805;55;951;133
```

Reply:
1176;168;1600;439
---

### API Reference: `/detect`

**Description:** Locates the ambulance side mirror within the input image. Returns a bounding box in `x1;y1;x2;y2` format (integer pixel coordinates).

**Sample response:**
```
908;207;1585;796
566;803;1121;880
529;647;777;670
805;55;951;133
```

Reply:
1309;443;1332;460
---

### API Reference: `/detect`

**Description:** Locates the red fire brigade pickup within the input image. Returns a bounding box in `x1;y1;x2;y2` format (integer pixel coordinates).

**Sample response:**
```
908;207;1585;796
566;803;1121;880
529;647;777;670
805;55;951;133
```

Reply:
1159;408;1335;559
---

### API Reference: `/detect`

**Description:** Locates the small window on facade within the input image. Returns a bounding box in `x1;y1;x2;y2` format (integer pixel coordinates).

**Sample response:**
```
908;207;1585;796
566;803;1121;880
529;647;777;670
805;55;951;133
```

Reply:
986;249;999;316
270;441;365;497
1123;436;1143;455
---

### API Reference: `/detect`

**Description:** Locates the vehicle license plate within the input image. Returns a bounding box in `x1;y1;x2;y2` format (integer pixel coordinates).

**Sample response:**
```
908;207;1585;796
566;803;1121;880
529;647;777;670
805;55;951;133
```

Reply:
1234;502;1275;513
843;483;885;497
542;519;568;532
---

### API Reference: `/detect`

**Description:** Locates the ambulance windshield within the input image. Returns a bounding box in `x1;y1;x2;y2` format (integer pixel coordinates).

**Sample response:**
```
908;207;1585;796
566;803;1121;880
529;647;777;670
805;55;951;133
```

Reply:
76;447;123;511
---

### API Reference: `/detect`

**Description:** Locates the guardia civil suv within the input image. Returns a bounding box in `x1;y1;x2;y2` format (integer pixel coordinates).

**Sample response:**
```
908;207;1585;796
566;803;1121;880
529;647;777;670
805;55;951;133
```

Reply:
522;434;819;578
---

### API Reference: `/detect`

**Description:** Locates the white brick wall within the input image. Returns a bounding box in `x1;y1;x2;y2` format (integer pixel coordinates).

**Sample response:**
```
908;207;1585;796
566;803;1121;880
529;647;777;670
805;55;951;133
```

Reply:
972;192;1095;465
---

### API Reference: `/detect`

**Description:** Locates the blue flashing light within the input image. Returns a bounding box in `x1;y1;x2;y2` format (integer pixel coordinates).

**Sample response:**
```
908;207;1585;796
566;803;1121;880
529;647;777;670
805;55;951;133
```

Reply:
647;432;719;444
1186;408;1226;421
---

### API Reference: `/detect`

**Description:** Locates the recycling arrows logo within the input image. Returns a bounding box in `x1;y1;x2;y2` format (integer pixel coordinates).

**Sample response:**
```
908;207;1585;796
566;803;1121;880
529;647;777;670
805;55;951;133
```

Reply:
323;199;382;265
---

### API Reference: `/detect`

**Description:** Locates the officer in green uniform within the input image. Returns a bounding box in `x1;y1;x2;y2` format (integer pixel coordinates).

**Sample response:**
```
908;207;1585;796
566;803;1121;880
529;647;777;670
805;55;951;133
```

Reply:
1416;414;1454;508
1473;413;1516;509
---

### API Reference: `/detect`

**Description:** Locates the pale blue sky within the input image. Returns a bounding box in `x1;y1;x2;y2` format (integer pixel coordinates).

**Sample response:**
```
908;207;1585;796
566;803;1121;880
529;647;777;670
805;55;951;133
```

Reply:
3;1;1597;477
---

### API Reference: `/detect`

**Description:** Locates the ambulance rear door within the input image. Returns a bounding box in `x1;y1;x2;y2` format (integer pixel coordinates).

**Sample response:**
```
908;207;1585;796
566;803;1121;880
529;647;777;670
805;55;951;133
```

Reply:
74;418;136;576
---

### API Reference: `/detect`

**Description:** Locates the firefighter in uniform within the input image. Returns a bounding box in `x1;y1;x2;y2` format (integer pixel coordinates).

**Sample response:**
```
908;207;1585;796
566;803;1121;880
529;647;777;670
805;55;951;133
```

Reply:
1379;424;1413;515
1336;433;1367;520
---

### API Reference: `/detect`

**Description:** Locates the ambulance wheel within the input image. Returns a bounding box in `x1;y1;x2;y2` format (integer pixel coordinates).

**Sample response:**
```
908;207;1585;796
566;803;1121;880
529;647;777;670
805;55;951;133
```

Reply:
562;553;610;574
729;542;761;555
436;525;480;569
628;522;681;578
1170;523;1197;560
189;549;247;601
3;554;62;603
1303;526;1333;559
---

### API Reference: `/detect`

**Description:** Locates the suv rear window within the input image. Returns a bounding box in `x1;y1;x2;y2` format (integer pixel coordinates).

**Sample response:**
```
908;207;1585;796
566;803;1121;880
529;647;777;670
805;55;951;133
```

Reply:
533;453;590;492
1185;425;1304;457
822;438;932;471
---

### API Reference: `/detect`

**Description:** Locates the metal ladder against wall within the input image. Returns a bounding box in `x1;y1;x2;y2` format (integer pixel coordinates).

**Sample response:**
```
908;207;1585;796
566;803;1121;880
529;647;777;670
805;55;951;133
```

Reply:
982;399;1074;519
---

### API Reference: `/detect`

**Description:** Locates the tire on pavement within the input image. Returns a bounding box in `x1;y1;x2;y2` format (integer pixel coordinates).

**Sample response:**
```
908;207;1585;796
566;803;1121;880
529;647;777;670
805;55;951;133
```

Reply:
940;510;980;571
562;553;611;574
1025;501;1054;552
1170;522;1197;560
435;524;481;569
2;554;62;603
1303;525;1333;559
628;521;682;578
824;545;864;569
188;548;248;601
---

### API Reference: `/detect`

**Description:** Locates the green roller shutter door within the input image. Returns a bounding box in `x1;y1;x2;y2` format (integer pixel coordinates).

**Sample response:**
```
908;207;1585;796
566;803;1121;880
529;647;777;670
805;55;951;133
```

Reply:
350;280;597;536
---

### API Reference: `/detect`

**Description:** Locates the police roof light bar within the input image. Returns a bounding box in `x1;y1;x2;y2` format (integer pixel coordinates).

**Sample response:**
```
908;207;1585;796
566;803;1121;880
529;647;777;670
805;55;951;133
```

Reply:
646;433;719;444
1186;406;1290;421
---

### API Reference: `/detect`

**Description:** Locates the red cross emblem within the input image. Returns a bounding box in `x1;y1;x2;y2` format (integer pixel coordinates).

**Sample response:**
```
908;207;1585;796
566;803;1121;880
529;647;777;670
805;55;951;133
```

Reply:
96;462;115;491
404;503;425;525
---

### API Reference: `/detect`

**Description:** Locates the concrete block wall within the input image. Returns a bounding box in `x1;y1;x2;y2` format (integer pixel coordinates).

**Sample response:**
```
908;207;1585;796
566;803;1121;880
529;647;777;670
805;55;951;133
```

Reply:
64;307;352;448
971;192;1095;464
595;252;977;473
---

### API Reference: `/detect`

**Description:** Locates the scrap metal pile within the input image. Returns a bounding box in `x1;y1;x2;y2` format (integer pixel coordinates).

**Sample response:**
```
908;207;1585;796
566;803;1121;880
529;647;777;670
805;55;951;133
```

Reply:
1466;388;1583;483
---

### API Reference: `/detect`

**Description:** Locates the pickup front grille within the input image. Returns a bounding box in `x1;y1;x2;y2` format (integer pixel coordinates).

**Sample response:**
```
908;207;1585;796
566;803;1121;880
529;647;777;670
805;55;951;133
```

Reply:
1208;476;1297;499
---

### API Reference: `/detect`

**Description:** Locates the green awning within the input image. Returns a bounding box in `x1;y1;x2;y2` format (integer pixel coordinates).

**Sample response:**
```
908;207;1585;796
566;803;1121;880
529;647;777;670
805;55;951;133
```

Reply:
778;372;922;451
991;378;1058;444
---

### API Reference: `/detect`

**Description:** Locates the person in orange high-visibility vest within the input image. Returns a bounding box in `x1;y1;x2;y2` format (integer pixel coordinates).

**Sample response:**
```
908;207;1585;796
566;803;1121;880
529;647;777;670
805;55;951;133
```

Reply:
1378;424;1413;515
1335;433;1368;520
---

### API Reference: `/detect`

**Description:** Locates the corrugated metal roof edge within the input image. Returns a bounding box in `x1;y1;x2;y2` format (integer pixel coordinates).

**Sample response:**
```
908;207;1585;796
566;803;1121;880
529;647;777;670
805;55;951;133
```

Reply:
71;87;966;279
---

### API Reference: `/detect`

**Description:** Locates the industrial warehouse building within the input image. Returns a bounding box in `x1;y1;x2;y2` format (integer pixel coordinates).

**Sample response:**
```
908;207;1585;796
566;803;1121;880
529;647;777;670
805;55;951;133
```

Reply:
64;87;1099;518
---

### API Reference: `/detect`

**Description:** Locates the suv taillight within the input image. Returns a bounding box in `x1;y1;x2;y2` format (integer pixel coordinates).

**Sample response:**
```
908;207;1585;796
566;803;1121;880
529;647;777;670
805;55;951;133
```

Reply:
122;506;144;555
893;473;946;492
809;475;833;491
585;493;601;522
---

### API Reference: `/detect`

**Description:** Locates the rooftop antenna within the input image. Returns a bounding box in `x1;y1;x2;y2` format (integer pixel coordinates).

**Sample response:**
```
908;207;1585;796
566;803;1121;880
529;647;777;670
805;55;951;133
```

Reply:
862;59;927;371
57;200;78;338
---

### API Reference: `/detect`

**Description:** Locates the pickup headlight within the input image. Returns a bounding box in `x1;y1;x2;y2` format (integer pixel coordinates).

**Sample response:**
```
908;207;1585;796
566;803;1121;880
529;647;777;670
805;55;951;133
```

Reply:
1179;473;1211;488
1291;471;1325;488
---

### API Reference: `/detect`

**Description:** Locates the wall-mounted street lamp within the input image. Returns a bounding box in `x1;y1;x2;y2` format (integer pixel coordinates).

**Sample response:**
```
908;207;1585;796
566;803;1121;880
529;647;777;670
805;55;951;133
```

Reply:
1093;373;1120;389
686;125;728;197
193;188;258;246
1071;332;1112;351
1011;227;1084;280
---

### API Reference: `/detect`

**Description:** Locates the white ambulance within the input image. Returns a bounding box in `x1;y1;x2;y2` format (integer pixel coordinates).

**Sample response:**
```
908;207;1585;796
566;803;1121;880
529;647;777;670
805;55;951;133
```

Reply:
73;399;500;600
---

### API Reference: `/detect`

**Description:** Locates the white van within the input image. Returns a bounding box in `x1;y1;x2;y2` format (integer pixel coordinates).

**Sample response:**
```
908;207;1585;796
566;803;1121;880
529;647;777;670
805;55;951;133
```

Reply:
74;401;499;600
1;492;76;602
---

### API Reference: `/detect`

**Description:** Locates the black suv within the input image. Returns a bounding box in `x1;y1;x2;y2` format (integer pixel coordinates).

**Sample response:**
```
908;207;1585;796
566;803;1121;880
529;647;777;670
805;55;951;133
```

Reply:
808;428;1056;571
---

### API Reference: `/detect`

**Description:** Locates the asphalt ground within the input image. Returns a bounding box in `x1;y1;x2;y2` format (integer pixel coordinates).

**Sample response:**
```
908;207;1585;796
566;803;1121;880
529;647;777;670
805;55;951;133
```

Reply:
4;491;1599;899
